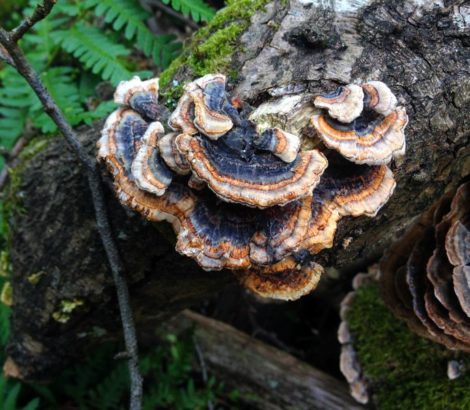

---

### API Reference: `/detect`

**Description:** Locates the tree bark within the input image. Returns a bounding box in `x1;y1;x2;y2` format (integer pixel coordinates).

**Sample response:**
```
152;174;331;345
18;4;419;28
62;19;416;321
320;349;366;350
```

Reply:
4;0;470;381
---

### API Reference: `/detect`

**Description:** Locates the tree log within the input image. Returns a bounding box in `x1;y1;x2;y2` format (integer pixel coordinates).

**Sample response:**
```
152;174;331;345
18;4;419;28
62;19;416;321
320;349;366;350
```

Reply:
162;310;363;410
4;0;470;381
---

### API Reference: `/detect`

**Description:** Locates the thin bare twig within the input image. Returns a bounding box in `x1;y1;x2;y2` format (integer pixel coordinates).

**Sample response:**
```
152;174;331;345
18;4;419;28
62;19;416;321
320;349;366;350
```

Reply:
10;0;57;42
0;43;14;66
0;3;143;409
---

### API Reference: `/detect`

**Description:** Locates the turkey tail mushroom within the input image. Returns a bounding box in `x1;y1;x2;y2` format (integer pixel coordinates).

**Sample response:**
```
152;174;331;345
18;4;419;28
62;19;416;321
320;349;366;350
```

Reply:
174;131;328;208
131;122;173;196
168;74;238;139
380;182;470;352
98;74;406;301
236;257;323;301
313;84;364;124
250;159;396;265
312;81;407;165
362;81;398;116
114;76;160;120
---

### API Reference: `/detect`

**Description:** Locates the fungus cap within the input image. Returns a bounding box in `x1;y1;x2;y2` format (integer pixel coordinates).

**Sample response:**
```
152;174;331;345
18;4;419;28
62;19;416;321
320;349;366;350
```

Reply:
253;127;301;163
380;182;470;352
168;92;199;135
131;122;173;196
249;161;396;265
98;108;149;176
175;199;259;271
175;132;328;208
311;106;408;165
158;132;191;175
114;76;160;120
97;110;196;231
98;74;407;302
169;74;238;139
236;257;323;301
314;84;364;124
362;81;398;116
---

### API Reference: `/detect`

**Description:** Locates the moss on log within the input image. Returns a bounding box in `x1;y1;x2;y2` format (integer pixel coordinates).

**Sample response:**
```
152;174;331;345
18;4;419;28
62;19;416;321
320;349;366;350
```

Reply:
347;281;470;409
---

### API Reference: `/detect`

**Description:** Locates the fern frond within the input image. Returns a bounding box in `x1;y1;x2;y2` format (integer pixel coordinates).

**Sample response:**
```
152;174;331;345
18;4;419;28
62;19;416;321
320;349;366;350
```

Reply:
161;0;216;22
0;303;10;347
0;67;36;143
3;383;22;410
80;101;118;125
86;362;128;409
22;398;40;410
84;0;181;67
26;0;80;17
0;376;40;410
32;67;85;133
52;23;133;85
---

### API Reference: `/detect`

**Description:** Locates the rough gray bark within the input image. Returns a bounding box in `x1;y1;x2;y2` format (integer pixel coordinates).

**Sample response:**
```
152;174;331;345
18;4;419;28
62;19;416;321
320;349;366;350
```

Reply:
229;0;470;272
4;0;470;383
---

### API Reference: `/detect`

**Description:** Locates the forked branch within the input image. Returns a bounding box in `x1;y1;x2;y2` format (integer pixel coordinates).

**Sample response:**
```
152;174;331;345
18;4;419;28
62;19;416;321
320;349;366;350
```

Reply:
0;2;143;409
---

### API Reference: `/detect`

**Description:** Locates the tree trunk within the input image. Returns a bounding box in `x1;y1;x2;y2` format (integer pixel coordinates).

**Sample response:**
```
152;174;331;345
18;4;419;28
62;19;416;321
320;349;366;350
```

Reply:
4;0;470;381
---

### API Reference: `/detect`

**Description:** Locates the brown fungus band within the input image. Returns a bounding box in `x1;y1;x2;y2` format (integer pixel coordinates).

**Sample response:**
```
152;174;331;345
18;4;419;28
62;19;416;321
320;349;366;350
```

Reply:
97;75;405;300
380;182;470;351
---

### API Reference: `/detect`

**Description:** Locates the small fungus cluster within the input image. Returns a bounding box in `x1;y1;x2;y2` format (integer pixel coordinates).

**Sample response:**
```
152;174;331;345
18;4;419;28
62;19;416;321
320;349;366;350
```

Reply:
98;74;408;300
380;182;470;351
338;272;377;404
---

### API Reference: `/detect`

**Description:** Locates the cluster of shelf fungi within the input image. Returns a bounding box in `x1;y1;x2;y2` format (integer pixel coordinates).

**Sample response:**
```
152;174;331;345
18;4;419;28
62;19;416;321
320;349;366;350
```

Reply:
381;181;470;351
98;74;407;301
339;181;470;403
98;73;469;404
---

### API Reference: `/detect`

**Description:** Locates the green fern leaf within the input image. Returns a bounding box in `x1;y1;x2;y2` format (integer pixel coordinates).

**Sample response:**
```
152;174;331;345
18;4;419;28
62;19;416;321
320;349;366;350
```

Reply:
0;107;27;143
161;0;216;22
52;23;133;85
31;67;85;133
0;67;36;143
22;398;40;410
0;303;10;347
84;0;181;67
3;382;22;410
80;101;118;125
86;362;129;409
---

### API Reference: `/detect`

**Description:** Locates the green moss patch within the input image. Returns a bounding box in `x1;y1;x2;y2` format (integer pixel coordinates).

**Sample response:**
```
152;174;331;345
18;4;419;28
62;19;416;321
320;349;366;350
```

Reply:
160;0;273;104
347;282;470;410
2;136;51;217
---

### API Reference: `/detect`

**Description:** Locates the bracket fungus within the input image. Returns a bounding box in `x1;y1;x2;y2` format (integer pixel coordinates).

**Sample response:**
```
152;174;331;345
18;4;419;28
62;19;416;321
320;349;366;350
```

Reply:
311;81;408;165
235;257;324;301
97;75;405;301
174;131;328;208
380;182;470;352
313;84;364;124
131;122;173;196
114;76;160;120
337;272;384;404
168;74;239;139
